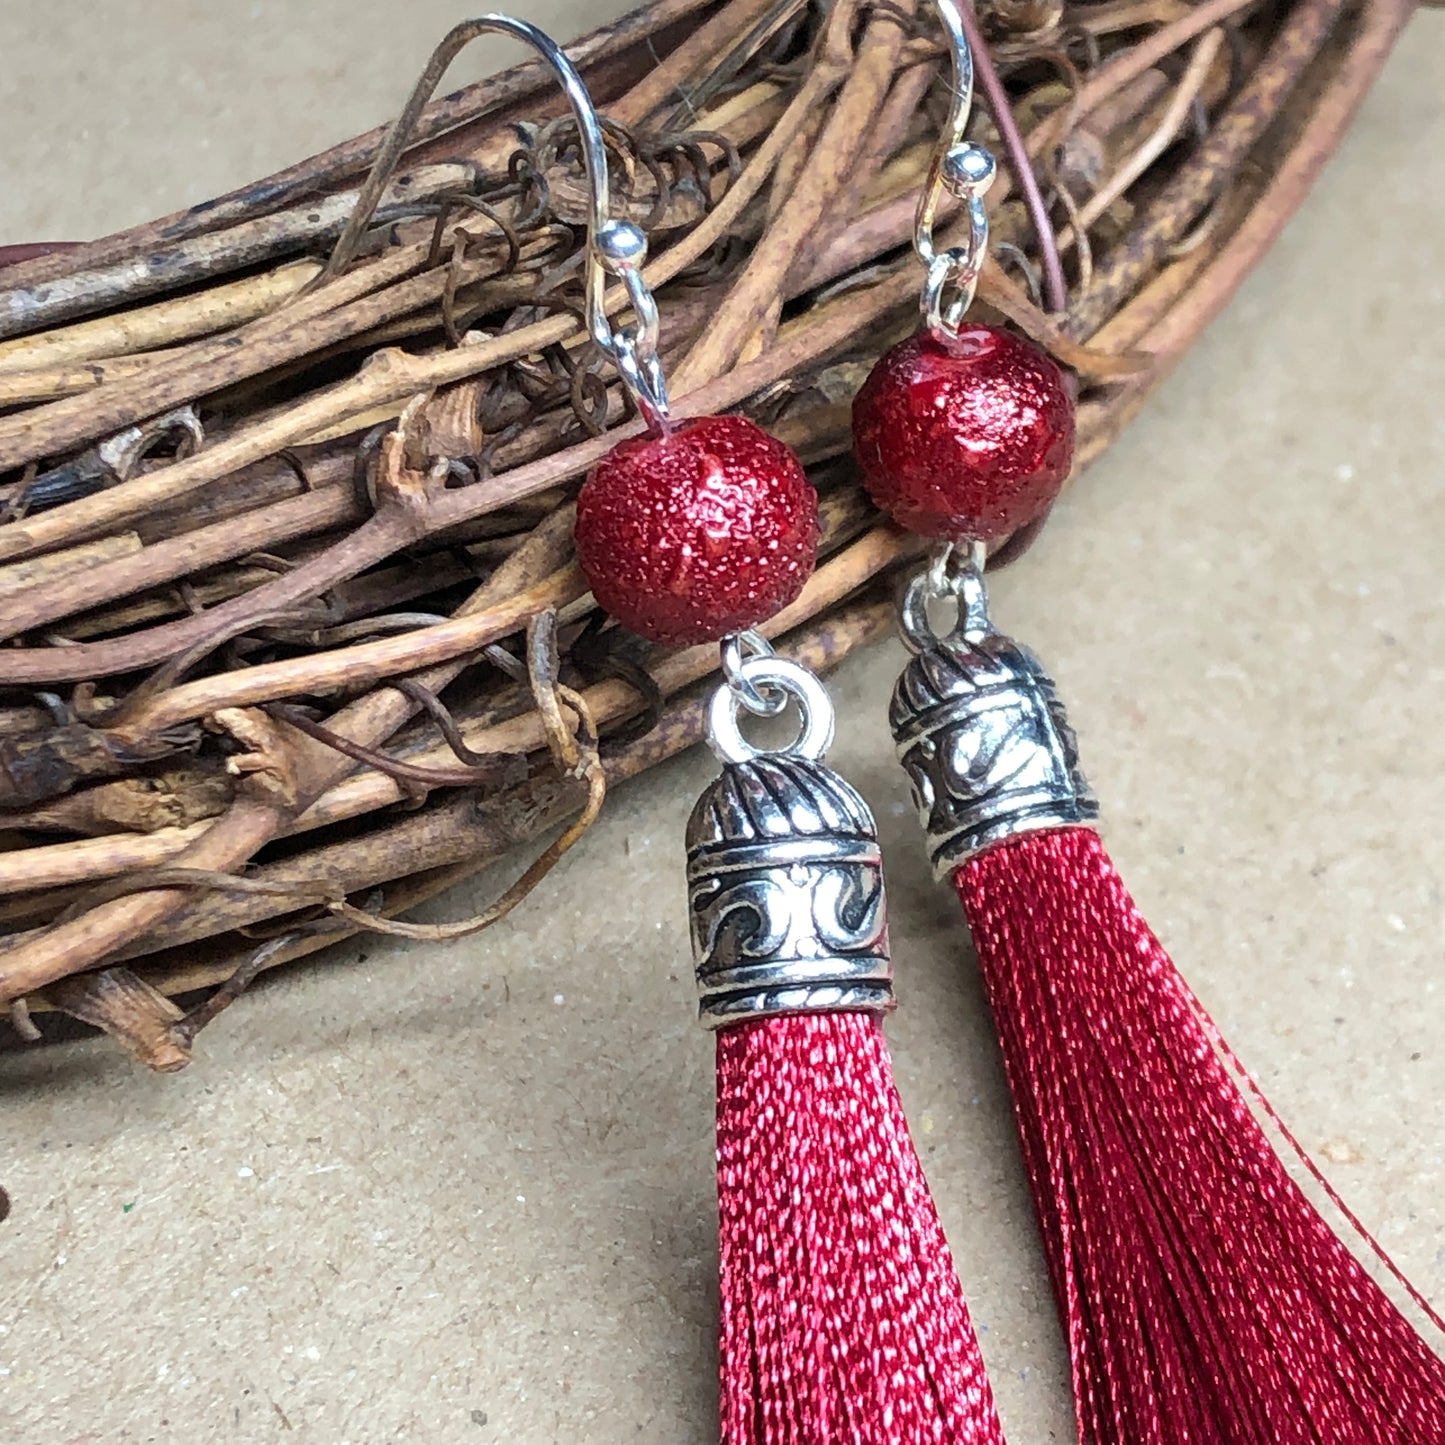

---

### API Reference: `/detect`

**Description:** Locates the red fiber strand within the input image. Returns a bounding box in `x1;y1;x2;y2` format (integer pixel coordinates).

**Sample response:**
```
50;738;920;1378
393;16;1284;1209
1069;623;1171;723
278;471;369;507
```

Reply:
715;1010;1008;1445
958;827;1445;1445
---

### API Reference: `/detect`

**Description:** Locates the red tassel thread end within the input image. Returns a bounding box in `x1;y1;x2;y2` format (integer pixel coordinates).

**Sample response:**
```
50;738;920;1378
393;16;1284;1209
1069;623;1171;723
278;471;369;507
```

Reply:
716;1010;1006;1445
959;826;1445;1445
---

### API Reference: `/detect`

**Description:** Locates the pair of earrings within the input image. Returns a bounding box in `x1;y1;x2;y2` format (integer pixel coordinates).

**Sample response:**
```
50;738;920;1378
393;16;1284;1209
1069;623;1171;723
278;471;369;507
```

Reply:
505;8;1445;1443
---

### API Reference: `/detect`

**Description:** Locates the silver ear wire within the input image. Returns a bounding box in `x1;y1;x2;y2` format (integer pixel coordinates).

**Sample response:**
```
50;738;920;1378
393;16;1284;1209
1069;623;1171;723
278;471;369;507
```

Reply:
325;15;671;433
914;0;996;338
469;16;671;433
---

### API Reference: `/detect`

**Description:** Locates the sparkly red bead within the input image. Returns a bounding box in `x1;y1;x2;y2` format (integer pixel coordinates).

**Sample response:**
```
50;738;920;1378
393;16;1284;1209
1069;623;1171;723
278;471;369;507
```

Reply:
852;325;1075;542
575;414;819;646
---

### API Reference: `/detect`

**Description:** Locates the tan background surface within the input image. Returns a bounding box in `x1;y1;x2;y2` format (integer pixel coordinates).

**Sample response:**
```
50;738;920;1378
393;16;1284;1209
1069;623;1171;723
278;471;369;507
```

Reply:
1;4;1443;1442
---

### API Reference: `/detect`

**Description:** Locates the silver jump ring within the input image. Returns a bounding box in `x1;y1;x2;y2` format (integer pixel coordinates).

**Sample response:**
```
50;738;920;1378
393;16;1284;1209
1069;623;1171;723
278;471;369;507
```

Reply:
900;544;992;653
611;336;670;436
720;630;787;717
922;251;978;337
588;167;670;432
707;657;836;765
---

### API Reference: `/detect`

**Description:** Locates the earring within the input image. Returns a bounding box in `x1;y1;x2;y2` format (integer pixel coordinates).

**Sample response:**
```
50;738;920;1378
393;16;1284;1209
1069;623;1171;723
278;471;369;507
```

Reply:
852;4;1445;1442
556;38;1009;1443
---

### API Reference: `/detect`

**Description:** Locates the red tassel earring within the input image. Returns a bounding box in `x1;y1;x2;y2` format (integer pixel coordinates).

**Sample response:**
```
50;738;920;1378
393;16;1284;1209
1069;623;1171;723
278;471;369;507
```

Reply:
687;653;1004;1445
559;43;1007;1439
854;5;1445;1440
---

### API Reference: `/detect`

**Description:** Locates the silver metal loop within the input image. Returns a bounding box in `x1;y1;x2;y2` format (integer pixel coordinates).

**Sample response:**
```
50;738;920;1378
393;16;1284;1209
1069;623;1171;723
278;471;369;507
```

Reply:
921;245;977;335
914;0;995;341
919;191;990;334
707;657;836;765
900;543;992;652
720;630;787;717
592;234;670;430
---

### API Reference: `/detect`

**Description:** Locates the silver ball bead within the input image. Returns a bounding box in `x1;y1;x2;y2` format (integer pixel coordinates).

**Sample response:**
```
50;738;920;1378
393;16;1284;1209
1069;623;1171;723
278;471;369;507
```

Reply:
595;219;648;273
942;143;997;198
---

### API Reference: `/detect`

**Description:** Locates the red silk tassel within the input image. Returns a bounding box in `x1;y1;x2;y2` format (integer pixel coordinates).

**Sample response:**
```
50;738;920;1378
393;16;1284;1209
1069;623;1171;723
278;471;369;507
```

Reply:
715;1010;1007;1445
958;825;1445;1444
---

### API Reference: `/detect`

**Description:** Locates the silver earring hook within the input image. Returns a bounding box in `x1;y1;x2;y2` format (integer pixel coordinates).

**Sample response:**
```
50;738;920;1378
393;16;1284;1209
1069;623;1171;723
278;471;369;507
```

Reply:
526;22;671;435
323;15;670;432
469;17;671;433
914;0;997;339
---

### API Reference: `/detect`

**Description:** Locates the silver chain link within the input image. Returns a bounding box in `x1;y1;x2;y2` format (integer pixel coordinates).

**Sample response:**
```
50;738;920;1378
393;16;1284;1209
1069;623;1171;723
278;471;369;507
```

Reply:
590;221;670;432
707;655;837;766
900;542;992;652
720;630;788;716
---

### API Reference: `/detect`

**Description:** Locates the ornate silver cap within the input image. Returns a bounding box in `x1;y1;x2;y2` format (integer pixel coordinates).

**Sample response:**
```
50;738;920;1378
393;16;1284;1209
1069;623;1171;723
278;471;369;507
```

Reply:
688;674;893;1030
890;558;1097;879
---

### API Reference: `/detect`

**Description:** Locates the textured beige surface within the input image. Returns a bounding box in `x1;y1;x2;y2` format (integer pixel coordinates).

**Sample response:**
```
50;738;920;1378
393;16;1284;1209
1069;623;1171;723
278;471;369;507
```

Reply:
2;6;1443;1443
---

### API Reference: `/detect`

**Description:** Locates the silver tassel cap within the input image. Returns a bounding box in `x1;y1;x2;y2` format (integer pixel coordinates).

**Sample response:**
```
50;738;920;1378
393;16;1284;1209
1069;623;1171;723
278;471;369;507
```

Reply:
688;655;893;1031
889;558;1098;879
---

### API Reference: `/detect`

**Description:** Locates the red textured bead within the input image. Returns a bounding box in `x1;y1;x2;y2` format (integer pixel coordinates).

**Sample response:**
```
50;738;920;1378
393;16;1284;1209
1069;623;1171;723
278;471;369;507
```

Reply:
575;414;819;645
852;325;1075;542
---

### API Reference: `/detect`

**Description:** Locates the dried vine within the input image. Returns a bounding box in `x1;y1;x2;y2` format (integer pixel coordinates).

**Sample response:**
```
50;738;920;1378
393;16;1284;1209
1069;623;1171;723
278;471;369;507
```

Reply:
0;0;1416;1068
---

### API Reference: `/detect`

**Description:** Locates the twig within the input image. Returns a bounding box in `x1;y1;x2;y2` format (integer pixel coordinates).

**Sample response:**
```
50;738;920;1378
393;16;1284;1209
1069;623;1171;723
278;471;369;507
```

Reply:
1058;30;1225;249
0;260;321;375
671;0;904;386
1069;0;1348;335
